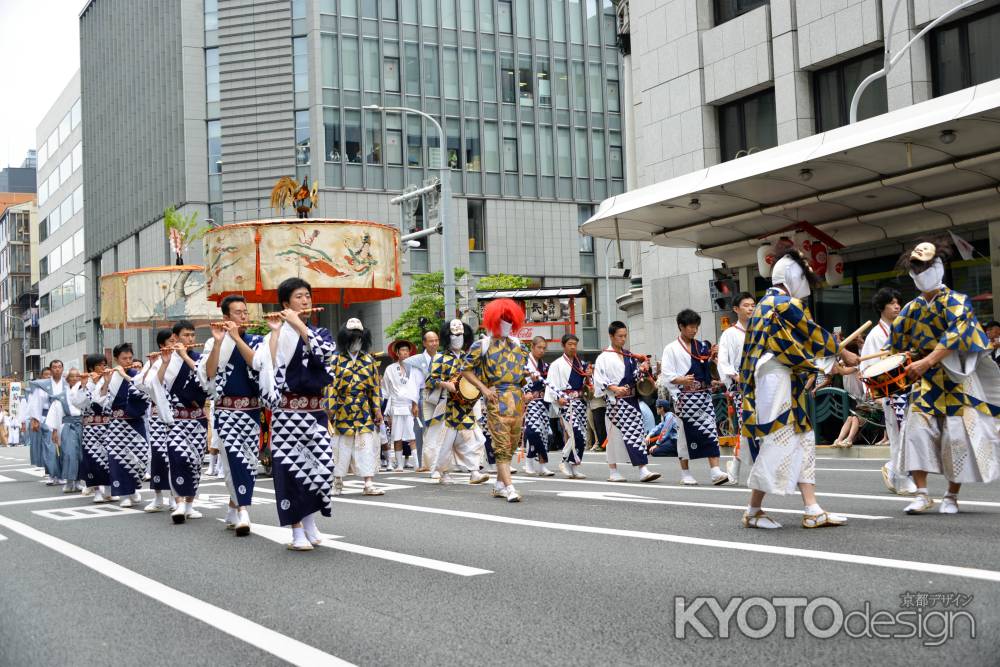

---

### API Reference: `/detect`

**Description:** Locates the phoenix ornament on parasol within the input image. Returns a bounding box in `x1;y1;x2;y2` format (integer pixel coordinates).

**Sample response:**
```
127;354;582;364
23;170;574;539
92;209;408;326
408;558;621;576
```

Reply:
270;175;319;219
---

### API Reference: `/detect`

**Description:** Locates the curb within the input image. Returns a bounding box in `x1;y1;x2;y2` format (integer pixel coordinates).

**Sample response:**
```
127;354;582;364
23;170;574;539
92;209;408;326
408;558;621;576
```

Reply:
721;445;889;459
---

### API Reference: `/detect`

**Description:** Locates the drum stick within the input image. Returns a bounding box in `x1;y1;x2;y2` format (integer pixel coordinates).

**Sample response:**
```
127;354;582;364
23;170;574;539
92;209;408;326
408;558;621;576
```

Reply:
856;350;892;363
838;320;872;351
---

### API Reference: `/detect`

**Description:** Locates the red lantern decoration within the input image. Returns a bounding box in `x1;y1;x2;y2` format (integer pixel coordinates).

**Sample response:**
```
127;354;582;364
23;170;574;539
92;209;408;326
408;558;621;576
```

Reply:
810;242;828;277
826;253;844;286
756;243;774;278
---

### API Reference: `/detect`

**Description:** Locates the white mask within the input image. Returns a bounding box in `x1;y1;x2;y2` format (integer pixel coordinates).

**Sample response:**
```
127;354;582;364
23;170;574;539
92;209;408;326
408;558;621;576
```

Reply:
772;255;811;299
349;339;362;354
500;320;513;336
450;334;464;350
910;258;944;293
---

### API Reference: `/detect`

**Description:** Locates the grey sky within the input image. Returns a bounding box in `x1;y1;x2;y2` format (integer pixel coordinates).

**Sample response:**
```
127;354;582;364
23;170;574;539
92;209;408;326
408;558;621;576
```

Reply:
0;0;82;170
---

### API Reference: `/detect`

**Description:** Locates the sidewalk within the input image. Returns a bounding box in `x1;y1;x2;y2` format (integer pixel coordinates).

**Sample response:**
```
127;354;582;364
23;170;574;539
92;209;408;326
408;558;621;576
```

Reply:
720;445;890;459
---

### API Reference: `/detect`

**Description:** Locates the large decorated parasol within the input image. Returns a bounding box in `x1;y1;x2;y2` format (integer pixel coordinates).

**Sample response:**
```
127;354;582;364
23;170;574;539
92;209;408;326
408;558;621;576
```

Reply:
203;218;402;305
100;265;258;328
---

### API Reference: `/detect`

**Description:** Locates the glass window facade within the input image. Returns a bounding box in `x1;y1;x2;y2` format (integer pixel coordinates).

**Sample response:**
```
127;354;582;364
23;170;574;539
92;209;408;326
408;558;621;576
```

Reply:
718;89;777;162
714;0;768;26
814;50;888;131
931;5;1000;97
313;0;623;199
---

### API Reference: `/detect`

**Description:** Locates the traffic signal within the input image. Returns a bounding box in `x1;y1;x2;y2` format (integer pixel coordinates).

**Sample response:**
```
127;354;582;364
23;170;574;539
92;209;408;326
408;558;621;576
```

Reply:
710;278;739;312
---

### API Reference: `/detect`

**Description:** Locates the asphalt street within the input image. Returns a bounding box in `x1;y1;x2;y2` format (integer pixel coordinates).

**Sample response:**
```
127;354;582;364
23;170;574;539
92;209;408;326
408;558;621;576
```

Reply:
0;445;997;666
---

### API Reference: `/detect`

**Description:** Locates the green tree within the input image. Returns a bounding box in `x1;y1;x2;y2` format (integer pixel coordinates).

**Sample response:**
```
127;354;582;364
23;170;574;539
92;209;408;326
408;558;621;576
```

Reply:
385;268;469;343
386;271;532;343
476;273;531;291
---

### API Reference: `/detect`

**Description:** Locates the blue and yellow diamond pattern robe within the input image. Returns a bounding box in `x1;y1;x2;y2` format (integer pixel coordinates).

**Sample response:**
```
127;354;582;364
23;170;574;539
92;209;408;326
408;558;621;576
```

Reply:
889;287;1000;483
738;287;838;495
739;287;838;438
428;350;476;429
465;337;528;463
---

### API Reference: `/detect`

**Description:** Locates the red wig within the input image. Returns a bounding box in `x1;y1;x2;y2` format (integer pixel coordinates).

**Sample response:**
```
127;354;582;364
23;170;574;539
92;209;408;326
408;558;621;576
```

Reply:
482;298;524;336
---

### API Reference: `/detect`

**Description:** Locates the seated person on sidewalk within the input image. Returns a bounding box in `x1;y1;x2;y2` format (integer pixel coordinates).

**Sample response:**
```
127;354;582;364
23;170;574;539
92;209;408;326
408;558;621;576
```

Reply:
646;399;678;457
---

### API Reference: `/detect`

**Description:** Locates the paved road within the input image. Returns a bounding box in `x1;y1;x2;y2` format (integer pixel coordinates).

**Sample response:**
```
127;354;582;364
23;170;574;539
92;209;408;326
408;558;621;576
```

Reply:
0;446;997;666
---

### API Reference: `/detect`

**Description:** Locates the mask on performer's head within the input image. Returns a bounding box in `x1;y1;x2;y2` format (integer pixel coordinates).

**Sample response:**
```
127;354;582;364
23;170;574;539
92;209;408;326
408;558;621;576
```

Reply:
910;257;945;293
772;255;811;299
500;320;513;337
449;319;464;335
343;317;365;354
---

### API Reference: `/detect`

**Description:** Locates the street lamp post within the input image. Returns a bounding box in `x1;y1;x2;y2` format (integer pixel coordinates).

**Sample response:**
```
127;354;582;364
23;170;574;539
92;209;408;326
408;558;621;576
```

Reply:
850;0;982;124
365;104;455;320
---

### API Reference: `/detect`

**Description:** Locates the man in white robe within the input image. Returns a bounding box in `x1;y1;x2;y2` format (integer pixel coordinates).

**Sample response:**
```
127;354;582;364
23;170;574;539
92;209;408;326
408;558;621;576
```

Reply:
382;340;420;471
716;292;756;486
659;309;729;486
594;321;660;483
859;287;917;495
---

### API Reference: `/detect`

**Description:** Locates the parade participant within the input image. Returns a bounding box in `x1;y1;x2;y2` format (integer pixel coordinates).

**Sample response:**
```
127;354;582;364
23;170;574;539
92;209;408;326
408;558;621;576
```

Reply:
100;343;151;508
199;295;264;537
545;333;589;479
660;309;730;486
138;329;177;513
255;278;338;550
428;320;491;486
28;365;62;485
404;329;440;473
860;288;917;495
890;241;1000;515
716;292;756;486
7;401;21;447
462;299;532;501
327;317;384;497
26;367;50;472
382;339;420;472
522;336;554;477
158;320;209;524
594;322;661;483
739;249;858;529
71;354;113;503
44;368;85;493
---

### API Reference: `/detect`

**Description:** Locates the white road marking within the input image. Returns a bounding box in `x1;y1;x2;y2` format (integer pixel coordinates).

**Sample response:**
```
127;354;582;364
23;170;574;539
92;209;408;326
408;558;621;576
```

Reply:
0;513;355;666
5;467;45;477
33;505;142;521
0;475;15;483
243;521;491;577
478;475;1000;507
0;494;105;507
0;533;6;541
532;490;891;520
328;497;1000;584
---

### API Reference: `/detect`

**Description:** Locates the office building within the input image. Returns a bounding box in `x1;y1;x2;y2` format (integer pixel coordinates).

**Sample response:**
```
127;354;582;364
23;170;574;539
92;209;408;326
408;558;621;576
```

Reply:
80;0;630;351
36;72;87;368
585;0;1000;348
0;197;40;379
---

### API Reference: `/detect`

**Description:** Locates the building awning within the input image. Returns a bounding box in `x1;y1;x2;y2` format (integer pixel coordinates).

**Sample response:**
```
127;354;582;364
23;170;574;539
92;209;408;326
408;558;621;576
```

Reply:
476;286;587;301
581;79;1000;268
